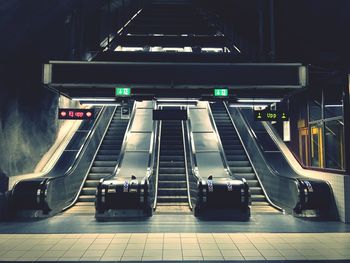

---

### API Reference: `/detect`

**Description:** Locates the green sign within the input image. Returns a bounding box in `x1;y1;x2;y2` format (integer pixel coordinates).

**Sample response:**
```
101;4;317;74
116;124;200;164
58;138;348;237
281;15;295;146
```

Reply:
115;87;131;96
214;88;228;97
254;110;289;121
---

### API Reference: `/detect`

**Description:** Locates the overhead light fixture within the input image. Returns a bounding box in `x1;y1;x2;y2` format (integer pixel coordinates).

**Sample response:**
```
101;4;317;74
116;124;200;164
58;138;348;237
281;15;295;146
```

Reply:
324;104;343;107
157;99;198;103
229;104;268;108
201;48;223;52
233;45;241;53
157;99;198;107
80;102;122;106
237;98;282;103
72;98;116;102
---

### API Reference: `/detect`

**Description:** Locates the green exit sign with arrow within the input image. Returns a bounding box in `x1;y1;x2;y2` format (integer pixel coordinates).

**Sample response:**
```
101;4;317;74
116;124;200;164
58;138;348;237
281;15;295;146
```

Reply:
214;88;228;97
115;87;131;96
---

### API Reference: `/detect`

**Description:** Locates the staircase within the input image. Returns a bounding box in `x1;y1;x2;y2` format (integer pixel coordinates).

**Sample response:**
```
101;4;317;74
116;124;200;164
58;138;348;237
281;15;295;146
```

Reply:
210;102;277;214
156;120;189;213
65;106;130;214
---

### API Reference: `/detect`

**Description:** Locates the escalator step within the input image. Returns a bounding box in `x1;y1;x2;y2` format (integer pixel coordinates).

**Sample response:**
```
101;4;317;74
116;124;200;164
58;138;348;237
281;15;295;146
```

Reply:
158;174;186;180
245;180;259;187
157;196;188;203
93;161;118;167
230;167;254;173
251;194;267;202
90;167;115;173
158;181;187;188
95;155;118;161
88;173;111;180
233;173;256;180
160;156;185;161
159;161;185;167
249;187;263;195
78;195;95;202
85;180;100;187
159;167;186;173
158;188;187;195
227;161;250;166
98;150;120;155
81;188;96;195
225;155;248;161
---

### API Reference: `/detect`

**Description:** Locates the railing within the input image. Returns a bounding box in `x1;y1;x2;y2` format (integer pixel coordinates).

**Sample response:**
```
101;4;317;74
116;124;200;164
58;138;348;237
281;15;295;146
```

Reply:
224;102;284;212
181;120;192;210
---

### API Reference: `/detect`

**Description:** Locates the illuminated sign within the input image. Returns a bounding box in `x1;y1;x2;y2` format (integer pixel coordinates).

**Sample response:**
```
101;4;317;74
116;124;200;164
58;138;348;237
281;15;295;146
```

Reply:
214;88;228;97
254;110;289;121
58;109;94;120
115;87;131;96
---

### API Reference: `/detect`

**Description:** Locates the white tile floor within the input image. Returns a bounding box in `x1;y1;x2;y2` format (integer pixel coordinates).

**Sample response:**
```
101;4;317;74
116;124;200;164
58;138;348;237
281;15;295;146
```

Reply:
0;233;350;261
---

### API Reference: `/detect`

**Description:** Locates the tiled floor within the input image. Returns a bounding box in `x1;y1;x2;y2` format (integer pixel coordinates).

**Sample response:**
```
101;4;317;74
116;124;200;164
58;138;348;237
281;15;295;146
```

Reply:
1;233;350;261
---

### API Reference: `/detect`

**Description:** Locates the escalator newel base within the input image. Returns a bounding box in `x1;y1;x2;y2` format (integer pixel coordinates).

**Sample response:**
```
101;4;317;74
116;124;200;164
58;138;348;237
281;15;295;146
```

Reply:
95;177;152;219
194;177;250;220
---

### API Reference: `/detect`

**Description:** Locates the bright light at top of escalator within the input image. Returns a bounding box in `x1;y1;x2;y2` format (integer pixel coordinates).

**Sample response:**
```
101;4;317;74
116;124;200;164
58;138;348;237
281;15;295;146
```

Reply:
201;48;223;53
229;104;268;109
237;98;282;103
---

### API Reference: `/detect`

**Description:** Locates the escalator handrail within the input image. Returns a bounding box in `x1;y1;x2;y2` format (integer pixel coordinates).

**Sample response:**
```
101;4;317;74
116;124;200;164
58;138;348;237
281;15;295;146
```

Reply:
187;113;202;181
181;120;193;210
62;106;118;211
223;102;284;212
207;102;242;181
41;106;107;184
152;120;162;210
107;101;137;180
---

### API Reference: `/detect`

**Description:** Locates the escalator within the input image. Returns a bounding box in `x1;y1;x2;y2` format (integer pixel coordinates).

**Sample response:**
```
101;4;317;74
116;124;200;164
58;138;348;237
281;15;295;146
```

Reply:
210;102;278;214
65;106;130;214
156;120;190;214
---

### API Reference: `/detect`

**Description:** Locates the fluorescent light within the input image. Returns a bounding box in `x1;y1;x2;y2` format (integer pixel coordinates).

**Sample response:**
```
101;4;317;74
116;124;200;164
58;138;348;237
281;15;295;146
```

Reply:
201;48;223;52
80;102;122;106
237;98;282;103
157;99;198;103
233;45;241;53
325;105;343;107
72;98;116;102
158;103;196;107
229;104;268;108
115;46;144;52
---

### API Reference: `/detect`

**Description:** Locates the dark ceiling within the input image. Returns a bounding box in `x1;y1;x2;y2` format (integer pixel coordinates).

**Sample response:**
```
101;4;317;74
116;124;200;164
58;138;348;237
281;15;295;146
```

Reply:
1;0;349;69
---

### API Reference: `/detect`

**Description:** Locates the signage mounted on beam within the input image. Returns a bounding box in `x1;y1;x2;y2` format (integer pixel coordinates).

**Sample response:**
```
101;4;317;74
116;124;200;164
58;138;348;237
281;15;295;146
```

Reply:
115;87;131;96
58;109;94;120
214;88;228;97
153;109;188;120
254;110;289;121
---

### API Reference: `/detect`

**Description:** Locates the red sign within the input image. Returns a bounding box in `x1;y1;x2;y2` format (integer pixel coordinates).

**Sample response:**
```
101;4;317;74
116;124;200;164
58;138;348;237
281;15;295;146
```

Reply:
58;109;94;120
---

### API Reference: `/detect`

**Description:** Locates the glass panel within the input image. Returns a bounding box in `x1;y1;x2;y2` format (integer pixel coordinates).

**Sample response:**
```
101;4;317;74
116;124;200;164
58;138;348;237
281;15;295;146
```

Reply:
309;92;322;121
310;123;323;168
324;86;343;119
324;119;344;170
